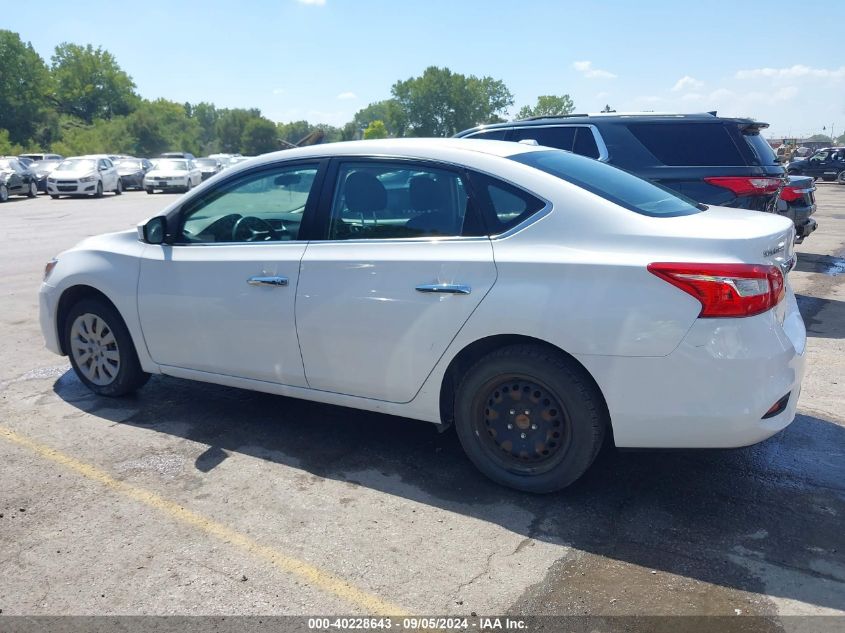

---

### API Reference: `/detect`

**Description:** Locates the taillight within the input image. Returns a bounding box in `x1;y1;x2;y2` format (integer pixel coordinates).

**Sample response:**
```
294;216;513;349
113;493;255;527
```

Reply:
779;185;812;202
703;176;782;196
648;262;785;318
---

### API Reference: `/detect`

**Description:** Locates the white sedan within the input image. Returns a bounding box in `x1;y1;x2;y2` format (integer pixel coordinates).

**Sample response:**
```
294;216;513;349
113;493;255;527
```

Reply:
144;158;202;194
38;139;806;492
46;156;122;198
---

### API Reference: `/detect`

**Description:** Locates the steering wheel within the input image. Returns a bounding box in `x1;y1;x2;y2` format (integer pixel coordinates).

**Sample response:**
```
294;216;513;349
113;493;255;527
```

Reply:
232;216;278;242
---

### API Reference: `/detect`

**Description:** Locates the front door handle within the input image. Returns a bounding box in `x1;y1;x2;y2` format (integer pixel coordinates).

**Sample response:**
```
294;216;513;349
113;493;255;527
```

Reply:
415;283;471;295
247;276;288;287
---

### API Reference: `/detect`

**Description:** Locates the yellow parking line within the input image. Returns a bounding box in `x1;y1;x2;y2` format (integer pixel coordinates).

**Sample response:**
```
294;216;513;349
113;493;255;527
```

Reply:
0;425;408;616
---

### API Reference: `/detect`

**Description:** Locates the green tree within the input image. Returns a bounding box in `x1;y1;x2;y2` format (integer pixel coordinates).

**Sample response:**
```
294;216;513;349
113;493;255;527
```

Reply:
277;120;316;146
837;132;845;145
51;42;139;122
0;129;24;155
391;66;513;136
242;117;278;154
515;94;575;120
363;120;388;139
123;99;201;156
190;102;220;153
51;115;133;156
353;99;404;137
0;30;55;146
806;133;833;143
216;108;260;152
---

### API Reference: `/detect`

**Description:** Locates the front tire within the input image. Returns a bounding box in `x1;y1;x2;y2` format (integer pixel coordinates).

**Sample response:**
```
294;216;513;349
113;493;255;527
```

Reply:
145;188;154;194
94;181;103;198
64;298;150;397
0;184;8;202
28;181;37;198
50;194;60;199
454;344;607;493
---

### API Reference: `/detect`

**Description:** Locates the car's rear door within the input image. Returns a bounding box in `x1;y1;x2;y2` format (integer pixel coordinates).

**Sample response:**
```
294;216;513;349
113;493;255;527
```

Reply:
137;160;324;386
295;157;496;403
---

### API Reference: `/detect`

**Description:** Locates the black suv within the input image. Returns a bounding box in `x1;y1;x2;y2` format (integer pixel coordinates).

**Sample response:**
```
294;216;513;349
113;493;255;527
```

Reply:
786;147;845;183
456;113;816;237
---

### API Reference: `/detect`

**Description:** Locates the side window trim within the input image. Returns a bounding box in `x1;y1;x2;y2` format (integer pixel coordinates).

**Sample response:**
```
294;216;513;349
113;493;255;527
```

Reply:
167;158;328;245
494;124;609;161
311;156;488;242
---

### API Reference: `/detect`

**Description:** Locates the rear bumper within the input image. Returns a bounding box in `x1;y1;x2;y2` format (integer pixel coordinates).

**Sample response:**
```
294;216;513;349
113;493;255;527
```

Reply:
579;288;806;448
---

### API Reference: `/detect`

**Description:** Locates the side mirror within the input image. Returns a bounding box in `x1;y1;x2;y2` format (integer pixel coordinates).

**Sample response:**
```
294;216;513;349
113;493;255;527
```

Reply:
142;216;168;244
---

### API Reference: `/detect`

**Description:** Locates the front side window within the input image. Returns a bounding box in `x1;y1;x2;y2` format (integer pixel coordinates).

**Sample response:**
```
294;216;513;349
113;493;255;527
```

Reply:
327;162;480;240
180;163;319;243
810;151;830;162
467;129;509;140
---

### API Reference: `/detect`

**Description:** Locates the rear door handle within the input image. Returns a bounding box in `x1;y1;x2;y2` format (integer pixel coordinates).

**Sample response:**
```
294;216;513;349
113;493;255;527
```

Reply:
415;283;471;295
247;276;288;287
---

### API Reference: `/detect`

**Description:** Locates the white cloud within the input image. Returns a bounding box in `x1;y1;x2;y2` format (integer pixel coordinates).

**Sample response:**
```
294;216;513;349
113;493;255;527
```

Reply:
671;75;704;92
296;0;326;5
336;91;357;100
573;61;617;79
735;65;845;80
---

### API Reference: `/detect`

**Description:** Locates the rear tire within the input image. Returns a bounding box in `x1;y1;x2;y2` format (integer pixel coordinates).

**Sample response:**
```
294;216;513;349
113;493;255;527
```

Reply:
837;171;845;185
0;185;8;202
454;344;607;493
114;179;122;195
63;298;150;397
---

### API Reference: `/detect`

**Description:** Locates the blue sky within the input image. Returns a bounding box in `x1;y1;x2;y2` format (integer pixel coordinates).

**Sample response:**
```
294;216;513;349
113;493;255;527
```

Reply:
7;0;845;138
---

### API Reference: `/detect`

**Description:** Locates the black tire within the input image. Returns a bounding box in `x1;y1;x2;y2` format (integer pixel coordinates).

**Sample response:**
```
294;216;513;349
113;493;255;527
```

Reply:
114;179;122;195
0;184;8;202
146;188;154;194
185;180;193;193
27;181;37;198
50;194;60;199
63;297;150;397
454;344;607;493
837;171;845;185
94;181;103;198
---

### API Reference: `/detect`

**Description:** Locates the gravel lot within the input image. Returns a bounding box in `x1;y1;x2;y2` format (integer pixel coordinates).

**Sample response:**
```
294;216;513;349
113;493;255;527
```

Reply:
0;186;843;625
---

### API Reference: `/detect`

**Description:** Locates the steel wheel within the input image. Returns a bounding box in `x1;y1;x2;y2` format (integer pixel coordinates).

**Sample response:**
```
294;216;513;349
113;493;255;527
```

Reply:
0;184;8;202
475;374;572;474
69;313;121;386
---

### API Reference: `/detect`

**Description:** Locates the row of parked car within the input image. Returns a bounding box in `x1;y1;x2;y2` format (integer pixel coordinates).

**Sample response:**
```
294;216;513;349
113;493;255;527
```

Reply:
0;151;253;202
456;111;830;243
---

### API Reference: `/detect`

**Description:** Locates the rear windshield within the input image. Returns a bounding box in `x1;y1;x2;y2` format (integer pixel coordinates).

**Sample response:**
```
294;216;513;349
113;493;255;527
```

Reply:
627;122;748;166
510;150;702;217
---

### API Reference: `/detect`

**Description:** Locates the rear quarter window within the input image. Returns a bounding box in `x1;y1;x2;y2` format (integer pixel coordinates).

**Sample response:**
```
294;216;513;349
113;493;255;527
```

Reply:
627;122;746;166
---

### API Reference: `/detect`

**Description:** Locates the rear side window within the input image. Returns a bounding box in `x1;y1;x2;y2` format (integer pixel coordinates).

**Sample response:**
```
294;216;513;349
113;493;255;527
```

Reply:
467;129;509;140
742;132;779;166
627;123;745;166
469;172;546;233
573;127;600;159
511;149;701;217
511;127;575;151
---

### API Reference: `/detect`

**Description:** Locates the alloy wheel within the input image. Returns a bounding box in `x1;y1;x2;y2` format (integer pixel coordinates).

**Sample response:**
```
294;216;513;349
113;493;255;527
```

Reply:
69;313;121;386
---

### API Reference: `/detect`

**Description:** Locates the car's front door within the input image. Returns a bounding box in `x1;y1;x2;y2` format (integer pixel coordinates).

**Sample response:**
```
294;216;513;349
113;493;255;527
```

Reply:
805;151;830;177
295;158;497;403
138;161;323;385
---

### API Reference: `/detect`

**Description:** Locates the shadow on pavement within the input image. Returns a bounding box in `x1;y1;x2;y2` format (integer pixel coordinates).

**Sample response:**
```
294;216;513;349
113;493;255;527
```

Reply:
54;371;845;611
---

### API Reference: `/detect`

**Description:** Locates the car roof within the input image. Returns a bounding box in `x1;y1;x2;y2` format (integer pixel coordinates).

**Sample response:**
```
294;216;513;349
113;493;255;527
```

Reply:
457;112;767;136
239;138;543;165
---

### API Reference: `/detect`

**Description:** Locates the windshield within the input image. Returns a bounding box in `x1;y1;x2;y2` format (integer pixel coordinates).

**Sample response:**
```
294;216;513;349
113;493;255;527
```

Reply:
152;159;188;171
56;159;96;172
116;160;143;169
196;159;217;166
0;159;16;171
33;160;60;171
510;150;702;217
